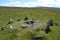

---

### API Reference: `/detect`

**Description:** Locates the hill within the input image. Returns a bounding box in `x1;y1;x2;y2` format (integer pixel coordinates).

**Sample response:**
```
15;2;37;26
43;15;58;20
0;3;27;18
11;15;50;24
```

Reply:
0;7;60;40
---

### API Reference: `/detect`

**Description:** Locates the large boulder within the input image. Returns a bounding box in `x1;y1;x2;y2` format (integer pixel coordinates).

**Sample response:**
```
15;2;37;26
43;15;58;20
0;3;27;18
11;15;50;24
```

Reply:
20;23;27;28
33;35;43;40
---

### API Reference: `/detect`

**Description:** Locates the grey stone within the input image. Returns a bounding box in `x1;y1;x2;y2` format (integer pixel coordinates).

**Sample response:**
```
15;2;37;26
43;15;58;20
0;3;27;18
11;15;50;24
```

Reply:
33;35;43;40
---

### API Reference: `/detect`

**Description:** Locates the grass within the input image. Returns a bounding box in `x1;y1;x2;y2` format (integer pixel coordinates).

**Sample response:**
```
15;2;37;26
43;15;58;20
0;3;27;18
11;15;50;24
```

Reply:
0;7;60;40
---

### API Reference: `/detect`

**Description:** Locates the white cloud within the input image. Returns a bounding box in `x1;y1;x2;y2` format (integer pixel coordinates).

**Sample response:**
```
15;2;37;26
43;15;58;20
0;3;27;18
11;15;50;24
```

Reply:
0;1;22;7
0;0;60;8
37;0;55;7
22;2;38;7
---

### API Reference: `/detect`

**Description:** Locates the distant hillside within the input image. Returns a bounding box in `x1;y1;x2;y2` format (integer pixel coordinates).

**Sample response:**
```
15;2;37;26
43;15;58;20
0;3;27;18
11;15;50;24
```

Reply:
31;7;60;10
0;6;60;10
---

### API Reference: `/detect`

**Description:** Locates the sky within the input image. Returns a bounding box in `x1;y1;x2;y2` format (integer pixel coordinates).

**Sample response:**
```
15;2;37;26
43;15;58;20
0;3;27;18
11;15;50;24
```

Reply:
0;0;60;8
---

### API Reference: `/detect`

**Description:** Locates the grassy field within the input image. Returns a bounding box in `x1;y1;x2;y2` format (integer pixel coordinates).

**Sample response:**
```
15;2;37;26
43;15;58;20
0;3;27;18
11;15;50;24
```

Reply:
0;7;60;40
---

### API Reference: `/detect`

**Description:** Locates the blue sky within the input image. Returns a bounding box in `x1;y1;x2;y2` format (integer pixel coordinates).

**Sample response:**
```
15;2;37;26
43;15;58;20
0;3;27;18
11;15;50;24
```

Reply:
0;0;60;8
0;0;36;4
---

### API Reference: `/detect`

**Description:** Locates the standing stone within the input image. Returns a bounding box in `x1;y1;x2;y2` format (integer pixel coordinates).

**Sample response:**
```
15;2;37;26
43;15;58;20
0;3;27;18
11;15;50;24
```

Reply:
1;27;4;31
24;17;29;20
7;18;13;24
17;19;21;21
45;24;51;34
9;18;13;23
48;19;53;26
9;25;14;30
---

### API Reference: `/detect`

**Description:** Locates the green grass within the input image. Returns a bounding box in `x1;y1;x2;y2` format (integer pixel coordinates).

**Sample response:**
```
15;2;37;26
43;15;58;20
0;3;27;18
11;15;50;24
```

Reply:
0;7;60;40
